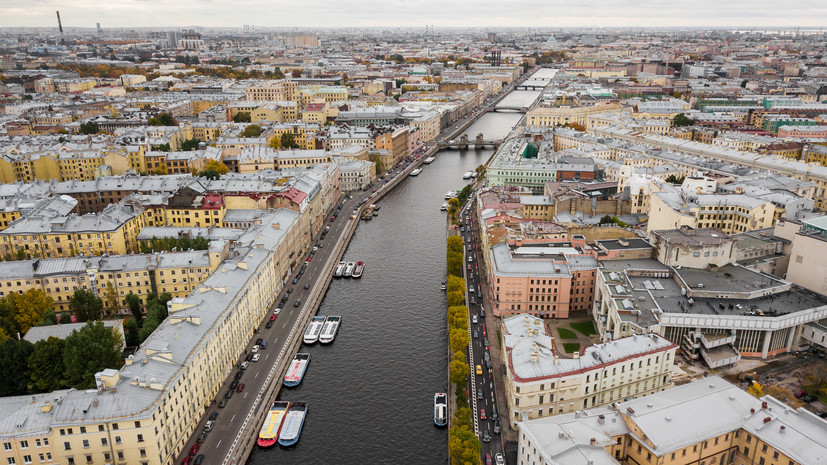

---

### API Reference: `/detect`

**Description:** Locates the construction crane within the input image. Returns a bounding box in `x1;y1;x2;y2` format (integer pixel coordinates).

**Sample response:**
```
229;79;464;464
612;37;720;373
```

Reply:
56;11;65;45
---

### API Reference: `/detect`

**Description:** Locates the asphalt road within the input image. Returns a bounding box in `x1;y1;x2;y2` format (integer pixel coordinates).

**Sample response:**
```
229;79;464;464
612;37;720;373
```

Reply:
459;197;505;465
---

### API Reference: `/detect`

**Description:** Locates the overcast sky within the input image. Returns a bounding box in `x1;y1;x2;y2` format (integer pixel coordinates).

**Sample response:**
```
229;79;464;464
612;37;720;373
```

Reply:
2;0;826;29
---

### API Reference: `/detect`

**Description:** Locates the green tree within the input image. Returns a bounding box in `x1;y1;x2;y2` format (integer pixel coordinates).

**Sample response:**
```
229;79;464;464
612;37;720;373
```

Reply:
151;143;171;152
280;132;299;149
243;125;263;138
369;153;385;174
0;338;35;395
69;289;104;322
63;321;124;389
450;358;470;384
123;318;140;347
27;337;66;392
180;138;202;151
147;113;177;126
38;309;58;326
672;113;695;127
126;293;142;324
78;121;99;135
199;168;220;180
103;282;119;316
665;174;686;184
233;112;251;123
448;424;481;465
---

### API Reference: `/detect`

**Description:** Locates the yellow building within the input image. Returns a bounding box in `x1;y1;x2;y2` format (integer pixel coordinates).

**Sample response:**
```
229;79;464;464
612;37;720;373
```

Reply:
245;80;299;101
297;85;348;106
0;204;151;259
516;376;822;465
648;190;777;235
527;103;623;128
0;209;306;465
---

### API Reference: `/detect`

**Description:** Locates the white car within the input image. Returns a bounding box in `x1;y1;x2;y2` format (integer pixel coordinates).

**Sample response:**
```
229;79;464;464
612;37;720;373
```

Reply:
274;308;281;315
251;345;260;353
252;354;261;362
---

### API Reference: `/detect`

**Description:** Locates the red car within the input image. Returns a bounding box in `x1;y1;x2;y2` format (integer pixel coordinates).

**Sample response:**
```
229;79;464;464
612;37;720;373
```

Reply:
480;408;487;420
793;389;806;399
270;314;277;321
306;256;312;262
236;383;245;392
181;457;192;465
330;216;336;222
188;443;200;456
485;454;492;465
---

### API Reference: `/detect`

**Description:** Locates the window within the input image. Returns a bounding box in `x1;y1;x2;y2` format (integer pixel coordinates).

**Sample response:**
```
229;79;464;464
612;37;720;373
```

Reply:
137;434;144;443
134;421;141;428
114;436;121;445
100;438;107;446
20;441;28;449
7;459;16;465
117;452;124;460
3;443;11;451
85;456;91;464
64;442;71;451
82;440;89;448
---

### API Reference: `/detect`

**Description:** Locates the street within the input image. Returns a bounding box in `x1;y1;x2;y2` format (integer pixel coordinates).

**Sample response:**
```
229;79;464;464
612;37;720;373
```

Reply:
459;196;506;464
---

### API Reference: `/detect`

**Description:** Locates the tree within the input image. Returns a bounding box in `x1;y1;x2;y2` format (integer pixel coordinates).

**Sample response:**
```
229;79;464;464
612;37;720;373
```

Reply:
152;143;171;152
665;174;686;184
565;122;586;132
448;424;482;465
147;113;177;126
126;293;142;324
243;125;263;138
447;290;465;307
672;113;695;127
291;69;301;78
0;339;34;396
450;358;470;384
450;326;470;353
123;319;140;347
280;132;299;149
78;121;99;135
28;337;66;392
369;153;385;174
747;382;764;398
0;289;54;336
764;385;803;407
103;282;119;316
69;289;104;322
202;159;229;175
199;168;219;180
233;112;251;123
180;138;201;151
63;321;124;389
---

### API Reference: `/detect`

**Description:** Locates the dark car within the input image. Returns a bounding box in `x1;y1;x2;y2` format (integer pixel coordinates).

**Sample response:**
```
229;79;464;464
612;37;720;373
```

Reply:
473;329;479;339
196;432;208;444
265;320;274;328
493;419;501;435
818;412;827;419
277;301;286;309
229;380;238;390
224;390;233;399
803;394;817;403
218;399;227;408
245;353;254;362
294;300;301;307
255;338;263;345
234;371;243;380
293;277;300;284
477;389;483;400
287;287;293;294
209;412;218;421
491;408;499;421
194;455;205;465
482;431;491;443
260;341;267;349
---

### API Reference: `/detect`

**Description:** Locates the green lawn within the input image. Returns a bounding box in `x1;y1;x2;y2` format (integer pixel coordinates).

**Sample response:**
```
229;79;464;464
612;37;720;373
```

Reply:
556;328;578;339
563;343;581;354
571;321;597;336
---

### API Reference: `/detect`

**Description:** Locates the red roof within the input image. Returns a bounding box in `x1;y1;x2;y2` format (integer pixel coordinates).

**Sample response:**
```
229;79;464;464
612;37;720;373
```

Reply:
276;188;307;204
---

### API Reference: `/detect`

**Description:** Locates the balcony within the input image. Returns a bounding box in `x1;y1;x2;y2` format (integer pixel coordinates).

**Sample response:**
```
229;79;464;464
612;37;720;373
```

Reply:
699;344;741;369
698;332;736;349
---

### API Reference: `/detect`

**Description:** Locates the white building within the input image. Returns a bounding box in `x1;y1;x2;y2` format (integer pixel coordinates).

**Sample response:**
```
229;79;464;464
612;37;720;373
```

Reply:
502;314;677;428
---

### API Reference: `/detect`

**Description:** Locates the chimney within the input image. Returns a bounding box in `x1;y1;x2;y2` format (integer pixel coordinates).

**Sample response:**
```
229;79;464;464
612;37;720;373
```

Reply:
763;417;771;424
762;401;768;410
780;425;786;432
590;438;596;445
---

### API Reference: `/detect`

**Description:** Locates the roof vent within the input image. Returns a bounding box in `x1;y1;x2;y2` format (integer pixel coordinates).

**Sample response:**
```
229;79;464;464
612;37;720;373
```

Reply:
762;401;768;410
780;425;786;432
665;416;672;422
763;417;771;424
626;407;635;415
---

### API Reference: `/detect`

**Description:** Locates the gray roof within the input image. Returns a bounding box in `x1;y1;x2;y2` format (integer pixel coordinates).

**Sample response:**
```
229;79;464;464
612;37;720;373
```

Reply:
23;320;124;345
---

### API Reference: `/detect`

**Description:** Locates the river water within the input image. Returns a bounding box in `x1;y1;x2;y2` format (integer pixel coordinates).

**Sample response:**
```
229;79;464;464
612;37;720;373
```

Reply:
248;84;542;465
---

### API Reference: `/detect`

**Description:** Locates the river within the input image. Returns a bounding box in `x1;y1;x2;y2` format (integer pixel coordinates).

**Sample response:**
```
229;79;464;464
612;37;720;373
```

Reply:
247;80;544;465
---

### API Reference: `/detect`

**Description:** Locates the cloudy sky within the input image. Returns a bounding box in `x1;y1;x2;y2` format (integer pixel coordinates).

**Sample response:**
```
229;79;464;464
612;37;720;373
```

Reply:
2;0;826;29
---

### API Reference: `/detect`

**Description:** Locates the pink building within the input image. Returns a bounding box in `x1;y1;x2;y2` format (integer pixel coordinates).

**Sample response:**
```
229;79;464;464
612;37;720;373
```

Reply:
777;125;827;138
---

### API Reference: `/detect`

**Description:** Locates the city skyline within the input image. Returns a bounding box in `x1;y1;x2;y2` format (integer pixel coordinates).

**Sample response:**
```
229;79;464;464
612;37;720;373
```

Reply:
2;0;827;29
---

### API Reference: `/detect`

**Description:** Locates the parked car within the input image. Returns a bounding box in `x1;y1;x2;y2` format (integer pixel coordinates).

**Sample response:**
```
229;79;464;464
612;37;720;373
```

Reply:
245;353;254;362
218;399;227;408
204;420;215;432
240;361;250;370
193;455;205;465
803;394;817;403
485;453;492;465
482;431;491;443
269;314;277;321
495;453;504;465
209;412;218;421
793;389;806;398
224;390;233;399
188;444;200;456
196;432;208;444
304;283;310;290
236;383;245;392
255;338;263;345
473;329;479;339
493;420;501;435
293;277;300;284
181;457;192;465
252;345;260;353
252;354;261;362
234;371;243;380
260;341;268;349
265;320;274;328
229;380;238;390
